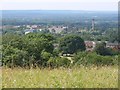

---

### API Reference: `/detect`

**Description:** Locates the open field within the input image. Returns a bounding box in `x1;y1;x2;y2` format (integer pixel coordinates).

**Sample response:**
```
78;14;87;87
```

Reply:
2;66;118;88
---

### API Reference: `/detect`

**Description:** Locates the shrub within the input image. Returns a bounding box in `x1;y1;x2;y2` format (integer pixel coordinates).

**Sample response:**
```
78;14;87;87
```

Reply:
2;46;28;67
41;50;52;66
47;57;71;68
74;52;118;66
94;42;119;56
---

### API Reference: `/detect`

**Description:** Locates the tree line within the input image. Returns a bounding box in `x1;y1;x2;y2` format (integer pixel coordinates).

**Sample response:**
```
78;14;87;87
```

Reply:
2;33;119;68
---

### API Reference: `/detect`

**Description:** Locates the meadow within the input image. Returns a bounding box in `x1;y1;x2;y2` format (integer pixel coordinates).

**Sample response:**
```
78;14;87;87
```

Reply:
2;66;118;88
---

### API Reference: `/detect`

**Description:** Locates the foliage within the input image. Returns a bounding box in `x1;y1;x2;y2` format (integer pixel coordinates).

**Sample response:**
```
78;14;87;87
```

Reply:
94;42;119;56
2;33;54;68
47;57;71;68
41;50;52;66
59;35;86;54
2;33;119;68
2;45;28;67
73;52;118;66
105;29;118;43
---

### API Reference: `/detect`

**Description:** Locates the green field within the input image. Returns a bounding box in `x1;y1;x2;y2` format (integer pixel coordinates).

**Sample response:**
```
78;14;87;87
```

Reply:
2;66;118;88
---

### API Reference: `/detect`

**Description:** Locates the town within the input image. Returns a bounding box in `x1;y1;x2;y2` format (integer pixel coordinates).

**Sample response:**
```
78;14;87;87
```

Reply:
2;18;119;52
1;10;119;88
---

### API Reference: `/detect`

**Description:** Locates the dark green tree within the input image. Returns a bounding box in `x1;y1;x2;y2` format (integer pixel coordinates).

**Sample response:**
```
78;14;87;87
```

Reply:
95;42;118;56
59;35;86;54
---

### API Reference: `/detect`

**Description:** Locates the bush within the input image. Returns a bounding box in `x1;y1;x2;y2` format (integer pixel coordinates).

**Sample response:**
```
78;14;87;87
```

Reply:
74;52;118;66
41;50;52;66
94;42;119;56
47;57;71;68
2;46;28;67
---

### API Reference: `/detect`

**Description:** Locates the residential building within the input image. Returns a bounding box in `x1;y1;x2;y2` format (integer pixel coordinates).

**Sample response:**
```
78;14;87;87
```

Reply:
85;41;96;51
106;42;120;50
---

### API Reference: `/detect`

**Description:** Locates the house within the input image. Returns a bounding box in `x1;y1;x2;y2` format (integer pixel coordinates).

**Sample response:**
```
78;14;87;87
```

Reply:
85;41;96;51
106;42;120;50
48;26;67;33
31;25;38;29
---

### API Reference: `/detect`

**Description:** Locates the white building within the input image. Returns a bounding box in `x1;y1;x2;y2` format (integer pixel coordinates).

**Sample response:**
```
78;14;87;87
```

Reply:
24;29;35;35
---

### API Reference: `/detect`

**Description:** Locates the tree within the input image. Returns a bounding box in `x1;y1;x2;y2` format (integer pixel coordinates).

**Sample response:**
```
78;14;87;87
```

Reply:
2;33;55;68
59;35;86;54
22;33;54;67
2;45;28;67
105;29;118;43
95;42;106;55
94;42;118;56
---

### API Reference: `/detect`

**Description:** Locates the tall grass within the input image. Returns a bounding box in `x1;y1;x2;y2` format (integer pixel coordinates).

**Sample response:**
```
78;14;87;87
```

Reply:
2;66;118;88
0;67;2;89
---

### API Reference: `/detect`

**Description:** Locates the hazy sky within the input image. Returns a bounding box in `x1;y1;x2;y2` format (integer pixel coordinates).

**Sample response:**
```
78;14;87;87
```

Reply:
1;0;119;11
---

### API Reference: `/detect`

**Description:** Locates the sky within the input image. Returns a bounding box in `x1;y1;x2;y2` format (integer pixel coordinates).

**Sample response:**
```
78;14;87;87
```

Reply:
0;0;119;11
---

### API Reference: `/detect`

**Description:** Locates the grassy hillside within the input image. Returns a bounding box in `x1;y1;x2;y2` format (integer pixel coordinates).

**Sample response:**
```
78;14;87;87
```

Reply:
2;66;118;88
